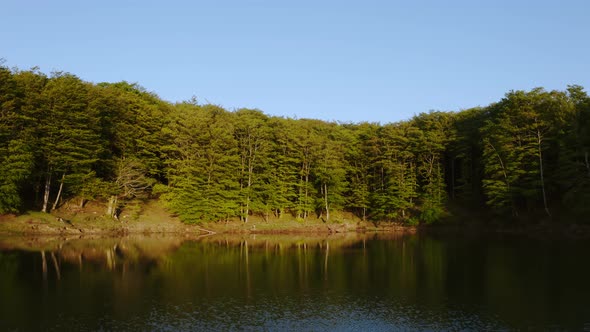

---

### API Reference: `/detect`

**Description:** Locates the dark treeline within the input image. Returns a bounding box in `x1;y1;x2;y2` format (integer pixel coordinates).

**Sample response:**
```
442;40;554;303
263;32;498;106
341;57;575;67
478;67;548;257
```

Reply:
1;64;589;224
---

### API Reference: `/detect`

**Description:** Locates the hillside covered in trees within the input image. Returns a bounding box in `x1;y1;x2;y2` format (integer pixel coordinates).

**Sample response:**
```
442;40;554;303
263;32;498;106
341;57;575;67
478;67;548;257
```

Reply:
1;64;589;225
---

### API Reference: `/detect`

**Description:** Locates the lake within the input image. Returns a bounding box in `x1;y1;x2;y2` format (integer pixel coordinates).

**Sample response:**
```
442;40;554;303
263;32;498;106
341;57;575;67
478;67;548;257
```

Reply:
0;232;588;331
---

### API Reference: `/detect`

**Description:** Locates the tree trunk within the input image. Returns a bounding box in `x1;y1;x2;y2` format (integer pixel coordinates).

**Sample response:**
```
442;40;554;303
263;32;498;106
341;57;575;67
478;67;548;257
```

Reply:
42;172;52;213
107;195;118;218
537;131;550;217
245;163;252;223
246;142;257;223
324;183;329;221
51;173;65;211
239;150;246;223
487;141;515;215
304;172;309;219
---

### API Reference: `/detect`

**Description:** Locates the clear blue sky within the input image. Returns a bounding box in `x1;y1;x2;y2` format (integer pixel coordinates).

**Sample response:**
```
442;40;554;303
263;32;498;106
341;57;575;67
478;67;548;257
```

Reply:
2;0;589;123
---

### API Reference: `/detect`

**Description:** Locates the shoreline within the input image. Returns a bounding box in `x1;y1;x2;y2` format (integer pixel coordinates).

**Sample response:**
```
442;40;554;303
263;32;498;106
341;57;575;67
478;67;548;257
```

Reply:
0;199;418;237
1;213;589;240
0;213;417;237
1;199;589;238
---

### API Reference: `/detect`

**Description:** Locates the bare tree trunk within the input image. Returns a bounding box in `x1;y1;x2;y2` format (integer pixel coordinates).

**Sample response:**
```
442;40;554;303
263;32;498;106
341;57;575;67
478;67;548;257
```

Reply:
304;172;309;219
487;141;516;215
106;196;113;217
324;183;329;221
245;165;252;223
42;172;52;213
239;152;246;223
246;144;256;223
107;195;118;218
537;131;551;217
51;173;65;211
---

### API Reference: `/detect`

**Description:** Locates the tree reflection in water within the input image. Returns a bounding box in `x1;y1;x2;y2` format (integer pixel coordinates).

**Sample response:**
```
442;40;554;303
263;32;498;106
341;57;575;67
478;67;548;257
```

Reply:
0;232;589;331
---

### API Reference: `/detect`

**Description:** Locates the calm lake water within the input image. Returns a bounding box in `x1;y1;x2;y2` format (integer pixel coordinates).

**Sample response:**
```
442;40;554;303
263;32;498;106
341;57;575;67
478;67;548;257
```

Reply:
0;232;588;331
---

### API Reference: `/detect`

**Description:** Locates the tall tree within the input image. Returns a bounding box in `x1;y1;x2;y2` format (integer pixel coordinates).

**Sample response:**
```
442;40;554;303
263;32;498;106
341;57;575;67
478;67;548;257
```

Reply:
412;112;451;223
0;65;34;213
343;123;377;220
312;122;348;221
234;109;271;222
161;103;240;222
38;73;101;212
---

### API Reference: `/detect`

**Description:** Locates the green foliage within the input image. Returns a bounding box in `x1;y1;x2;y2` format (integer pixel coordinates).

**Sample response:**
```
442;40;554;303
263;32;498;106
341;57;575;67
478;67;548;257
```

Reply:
0;67;35;212
161;103;240;222
1;62;588;225
420;206;444;225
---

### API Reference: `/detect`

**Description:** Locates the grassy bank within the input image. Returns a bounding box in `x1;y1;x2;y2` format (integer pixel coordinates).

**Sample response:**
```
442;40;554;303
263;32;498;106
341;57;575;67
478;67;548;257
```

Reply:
0;200;201;236
3;199;587;238
0;199;415;236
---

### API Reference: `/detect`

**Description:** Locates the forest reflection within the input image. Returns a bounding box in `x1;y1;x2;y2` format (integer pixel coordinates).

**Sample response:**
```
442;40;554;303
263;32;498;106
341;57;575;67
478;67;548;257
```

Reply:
1;233;589;331
1;232;426;287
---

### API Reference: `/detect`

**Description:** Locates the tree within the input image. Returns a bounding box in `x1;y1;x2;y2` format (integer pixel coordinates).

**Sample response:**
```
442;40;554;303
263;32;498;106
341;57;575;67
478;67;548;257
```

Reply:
38;72;101;212
447;108;487;207
263;117;300;218
370;122;419;221
557;86;590;219
106;158;154;219
412;112;452;223
161;103;240;222
343;123;377;220
234;109;271;222
0;66;34;213
312;122;348;221
480;89;571;218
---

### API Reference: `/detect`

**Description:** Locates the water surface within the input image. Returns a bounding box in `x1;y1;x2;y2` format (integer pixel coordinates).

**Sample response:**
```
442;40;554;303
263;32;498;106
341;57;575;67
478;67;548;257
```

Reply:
0;232;588;331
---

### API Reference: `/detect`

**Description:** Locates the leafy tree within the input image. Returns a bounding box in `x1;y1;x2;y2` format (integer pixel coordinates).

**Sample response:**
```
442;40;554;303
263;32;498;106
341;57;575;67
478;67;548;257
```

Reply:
38;72;101;212
263;117;300;218
412;112;452;223
311;121;348;221
0;66;33;213
161;103;240;222
447;108;487;206
234;109;271;222
343;123;377;220
370;122;419;221
3;61;590;226
558;86;590;219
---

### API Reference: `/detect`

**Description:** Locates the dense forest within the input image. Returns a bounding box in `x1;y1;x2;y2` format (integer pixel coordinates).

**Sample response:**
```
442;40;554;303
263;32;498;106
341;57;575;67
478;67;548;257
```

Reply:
1;63;589;224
